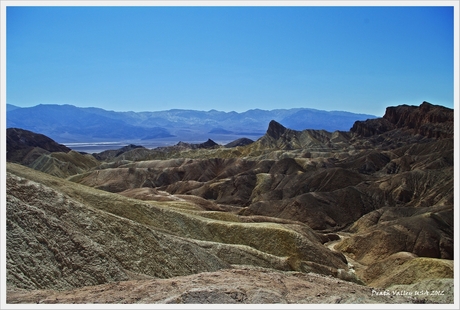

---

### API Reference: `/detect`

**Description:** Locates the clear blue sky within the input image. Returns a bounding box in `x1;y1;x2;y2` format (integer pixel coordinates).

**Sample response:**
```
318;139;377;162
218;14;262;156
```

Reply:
6;4;455;116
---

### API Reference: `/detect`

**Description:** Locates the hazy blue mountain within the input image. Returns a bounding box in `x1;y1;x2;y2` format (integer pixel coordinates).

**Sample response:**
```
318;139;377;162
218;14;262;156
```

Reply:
6;104;20;112
280;109;375;131
7;104;174;142
6;104;377;144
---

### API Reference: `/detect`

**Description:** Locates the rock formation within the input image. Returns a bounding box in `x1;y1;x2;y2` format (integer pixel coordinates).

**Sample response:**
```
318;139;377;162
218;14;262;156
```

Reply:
351;101;453;139
5;101;454;304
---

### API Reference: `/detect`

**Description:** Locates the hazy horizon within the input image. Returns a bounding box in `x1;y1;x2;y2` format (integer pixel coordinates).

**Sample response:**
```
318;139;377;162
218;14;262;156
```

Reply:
6;102;380;116
5;4;454;116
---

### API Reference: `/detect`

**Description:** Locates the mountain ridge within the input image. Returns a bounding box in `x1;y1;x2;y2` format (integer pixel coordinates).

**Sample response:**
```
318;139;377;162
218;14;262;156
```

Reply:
7;103;377;143
351;101;453;139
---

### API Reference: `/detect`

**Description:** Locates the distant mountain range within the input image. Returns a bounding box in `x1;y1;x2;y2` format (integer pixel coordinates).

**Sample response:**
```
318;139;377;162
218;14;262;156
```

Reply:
6;103;376;144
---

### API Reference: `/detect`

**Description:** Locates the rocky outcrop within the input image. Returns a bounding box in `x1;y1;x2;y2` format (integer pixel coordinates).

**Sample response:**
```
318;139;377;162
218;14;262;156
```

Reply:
351;102;453;139
253;120;344;151
350;118;396;137
266;120;288;139
383;102;453;137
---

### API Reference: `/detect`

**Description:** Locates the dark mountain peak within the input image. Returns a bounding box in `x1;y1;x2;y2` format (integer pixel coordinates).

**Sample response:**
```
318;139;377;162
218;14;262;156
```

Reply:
225;138;254;148
7;128;70;153
266;120;288;139
6;128;71;164
198;139;218;149
176;141;191;147
420;101;435;112
92;144;147;161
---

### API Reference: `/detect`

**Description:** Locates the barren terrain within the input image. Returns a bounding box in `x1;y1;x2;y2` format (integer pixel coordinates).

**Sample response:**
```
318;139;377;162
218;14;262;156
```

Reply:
5;102;455;305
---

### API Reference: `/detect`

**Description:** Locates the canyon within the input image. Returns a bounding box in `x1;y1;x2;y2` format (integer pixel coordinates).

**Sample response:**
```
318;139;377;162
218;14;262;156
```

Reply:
5;101;454;304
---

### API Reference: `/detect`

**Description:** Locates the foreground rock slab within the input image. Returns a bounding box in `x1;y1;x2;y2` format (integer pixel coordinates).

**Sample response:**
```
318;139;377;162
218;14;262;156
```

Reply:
8;267;445;304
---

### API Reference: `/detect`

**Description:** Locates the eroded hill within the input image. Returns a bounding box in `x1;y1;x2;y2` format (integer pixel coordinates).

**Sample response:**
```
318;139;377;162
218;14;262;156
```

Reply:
5;101;455;304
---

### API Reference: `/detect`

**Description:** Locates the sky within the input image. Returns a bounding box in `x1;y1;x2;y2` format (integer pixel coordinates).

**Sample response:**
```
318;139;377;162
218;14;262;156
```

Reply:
5;3;456;116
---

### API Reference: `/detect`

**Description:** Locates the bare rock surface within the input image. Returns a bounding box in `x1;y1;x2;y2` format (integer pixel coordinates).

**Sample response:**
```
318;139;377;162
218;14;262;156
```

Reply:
7;267;431;304
7;163;355;292
351;101;453;139
29;150;100;178
362;253;454;289
6;170;230;291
